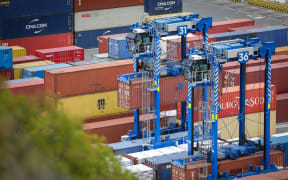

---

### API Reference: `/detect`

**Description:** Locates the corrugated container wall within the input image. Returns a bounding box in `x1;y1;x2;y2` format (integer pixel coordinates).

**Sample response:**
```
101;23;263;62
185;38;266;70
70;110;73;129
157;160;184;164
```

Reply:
108;36;132;60
0;69;14;80
74;6;144;32
13;55;41;64
10;46;26;57
74;26;131;49
0;13;73;40
98;33;128;54
74;0;143;12
13;60;55;79
0;33;74;55
0;46;13;70
144;0;183;15
0;0;73;18
45;59;133;97
46;90;131;120
276;93;288;123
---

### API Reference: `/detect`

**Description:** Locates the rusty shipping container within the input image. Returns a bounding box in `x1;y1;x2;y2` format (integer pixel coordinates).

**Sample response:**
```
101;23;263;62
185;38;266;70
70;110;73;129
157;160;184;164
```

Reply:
277;93;288;123
45;59;133;97
171;150;285;180
13;55;41;65
222;55;288;70
74;0;144;12
227;62;288;92
118;75;188;110
0;69;14;80
238;168;288;179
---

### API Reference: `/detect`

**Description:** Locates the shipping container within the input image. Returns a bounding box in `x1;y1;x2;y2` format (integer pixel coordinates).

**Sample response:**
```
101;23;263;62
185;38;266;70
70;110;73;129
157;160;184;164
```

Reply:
238;168;288;180
0;69;14;80
217;110;276;140
207;19;255;34
0;33;73;55
13;55;41;64
125;164;154;180
47;90;131;121
0;0;72;18
222;55;288;70
144;0;182;15
45;59;133;97
74;6;144;32
9;46;26;58
98;33;128;54
166;35;217;60
74;0;143;12
0;13;73;40
228;24;269;32
247;25;288;47
68;58;115;66
109;36;132;60
171;150;284;180
211;30;256;42
227;62;288;92
4;77;45;106
74;26;131;49
118;75;188;109
219;83;277;118
277;93;288;123
13;60;55;79
276;46;288;55
34;46;84;63
0;46;12;70
22;63;72;79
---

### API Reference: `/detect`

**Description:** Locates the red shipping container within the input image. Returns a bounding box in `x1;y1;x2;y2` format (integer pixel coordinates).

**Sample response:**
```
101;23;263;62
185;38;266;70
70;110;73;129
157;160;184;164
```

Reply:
228;24;269;32
118;75;188;110
98;33;128;54
276;93;288;123
166;35;217;61
0;33;73;55
74;0;144;12
13;55;41;64
227;62;288;92
219;83;276;118
34;46;84;63
0;69;14;80
45;59;133;97
223;55;288;70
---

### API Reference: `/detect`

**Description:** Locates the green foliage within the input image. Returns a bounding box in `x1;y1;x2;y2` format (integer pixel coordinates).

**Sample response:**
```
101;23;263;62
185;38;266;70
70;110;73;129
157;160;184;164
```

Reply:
0;89;137;180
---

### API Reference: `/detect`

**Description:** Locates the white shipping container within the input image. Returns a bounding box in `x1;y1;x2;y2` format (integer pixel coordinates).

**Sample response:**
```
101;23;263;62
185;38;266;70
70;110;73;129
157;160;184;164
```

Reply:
74;6;144;32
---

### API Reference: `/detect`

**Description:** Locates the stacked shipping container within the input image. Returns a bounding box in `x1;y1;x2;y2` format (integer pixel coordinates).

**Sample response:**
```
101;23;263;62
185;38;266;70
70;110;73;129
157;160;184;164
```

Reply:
74;0;144;49
0;0;74;55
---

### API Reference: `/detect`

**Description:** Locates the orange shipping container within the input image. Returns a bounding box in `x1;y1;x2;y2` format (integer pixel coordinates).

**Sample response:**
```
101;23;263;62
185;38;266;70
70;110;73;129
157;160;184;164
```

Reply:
45;59;133;97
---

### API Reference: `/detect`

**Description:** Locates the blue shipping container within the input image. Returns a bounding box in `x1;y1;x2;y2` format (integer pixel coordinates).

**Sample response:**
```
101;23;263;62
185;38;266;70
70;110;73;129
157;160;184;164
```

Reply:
74;26;131;49
68;58;115;66
145;152;189;180
108;36;133;60
247;25;288;47
22;63;72;79
0;13;73;40
212;30;256;42
0;0;73;18
0;46;12;70
4;77;42;84
144;0;182;15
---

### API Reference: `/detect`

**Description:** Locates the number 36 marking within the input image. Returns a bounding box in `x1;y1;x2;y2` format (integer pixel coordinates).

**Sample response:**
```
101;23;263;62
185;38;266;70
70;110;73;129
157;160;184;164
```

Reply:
238;51;249;63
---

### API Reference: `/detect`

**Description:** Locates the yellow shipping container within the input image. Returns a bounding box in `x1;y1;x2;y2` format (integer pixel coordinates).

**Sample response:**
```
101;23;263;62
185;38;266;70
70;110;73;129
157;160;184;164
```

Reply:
9;46;27;57
276;46;288;55
217;111;276;140
46;90;131;120
13;60;54;79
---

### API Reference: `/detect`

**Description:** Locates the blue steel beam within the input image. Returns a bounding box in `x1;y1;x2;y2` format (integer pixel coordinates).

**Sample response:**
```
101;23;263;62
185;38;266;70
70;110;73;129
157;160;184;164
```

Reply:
187;71;193;155
264;49;272;170
154;28;161;143
133;55;140;138
239;63;246;146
